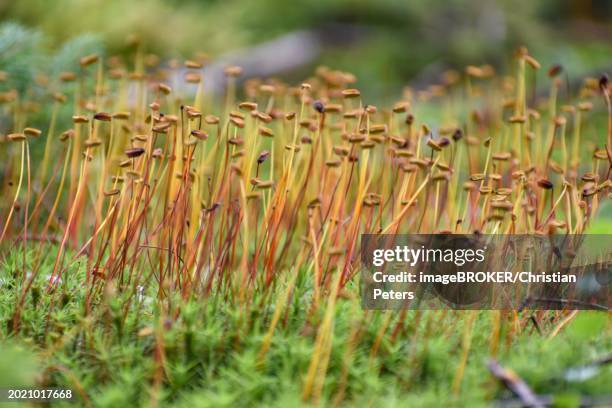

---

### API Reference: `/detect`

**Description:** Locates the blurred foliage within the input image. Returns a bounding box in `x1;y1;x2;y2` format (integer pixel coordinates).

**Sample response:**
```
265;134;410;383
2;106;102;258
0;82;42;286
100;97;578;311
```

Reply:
0;0;611;98
0;22;103;95
0;22;43;94
0;341;39;387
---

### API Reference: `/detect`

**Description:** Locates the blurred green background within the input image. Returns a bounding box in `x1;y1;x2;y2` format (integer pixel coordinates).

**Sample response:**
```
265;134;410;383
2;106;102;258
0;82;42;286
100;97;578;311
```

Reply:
1;0;611;99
